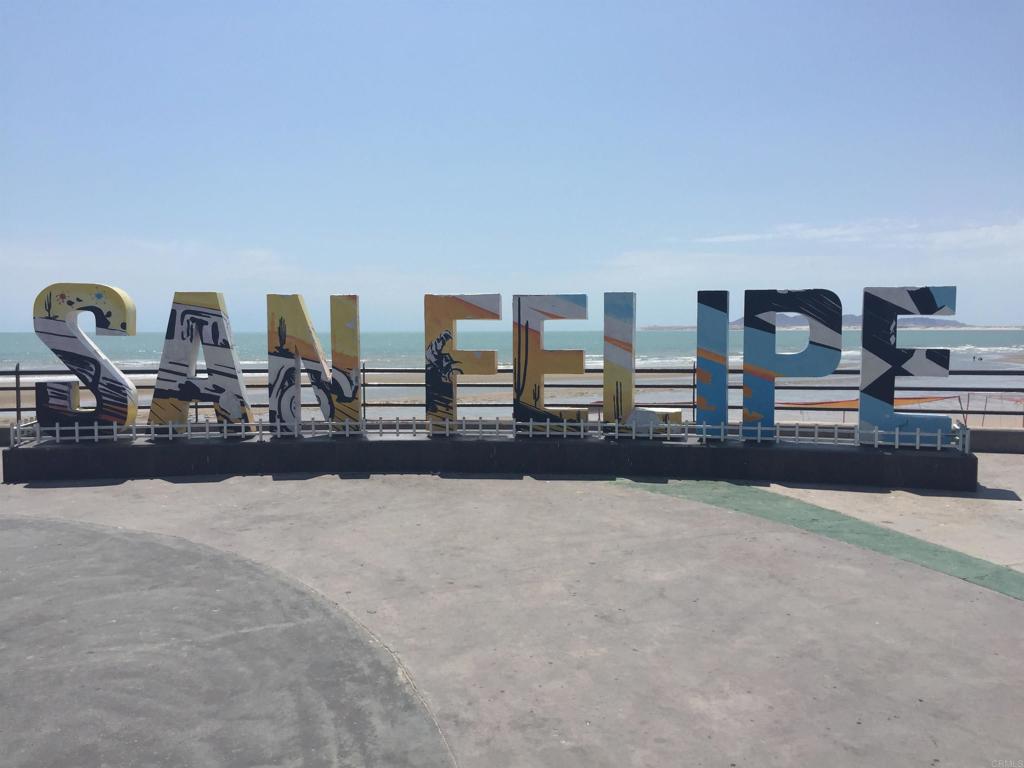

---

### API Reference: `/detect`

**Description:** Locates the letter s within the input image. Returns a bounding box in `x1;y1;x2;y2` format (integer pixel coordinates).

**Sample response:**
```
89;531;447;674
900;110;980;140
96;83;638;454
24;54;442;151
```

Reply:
32;283;138;426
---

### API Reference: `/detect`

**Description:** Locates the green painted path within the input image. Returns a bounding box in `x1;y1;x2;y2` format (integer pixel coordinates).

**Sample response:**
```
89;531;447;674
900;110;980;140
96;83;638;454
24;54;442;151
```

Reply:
619;478;1024;602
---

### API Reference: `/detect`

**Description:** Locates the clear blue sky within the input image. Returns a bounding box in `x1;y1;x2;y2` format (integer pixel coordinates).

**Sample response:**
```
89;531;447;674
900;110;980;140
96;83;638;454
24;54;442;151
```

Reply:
1;1;1021;331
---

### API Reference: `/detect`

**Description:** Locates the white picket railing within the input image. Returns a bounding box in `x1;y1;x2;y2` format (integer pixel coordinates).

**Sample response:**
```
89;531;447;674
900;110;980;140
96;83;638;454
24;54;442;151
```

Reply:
9;416;970;453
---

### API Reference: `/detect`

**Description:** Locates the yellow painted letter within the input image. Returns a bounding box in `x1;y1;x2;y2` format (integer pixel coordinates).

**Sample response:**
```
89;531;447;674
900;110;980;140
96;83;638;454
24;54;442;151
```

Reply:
32;283;137;426
424;294;501;429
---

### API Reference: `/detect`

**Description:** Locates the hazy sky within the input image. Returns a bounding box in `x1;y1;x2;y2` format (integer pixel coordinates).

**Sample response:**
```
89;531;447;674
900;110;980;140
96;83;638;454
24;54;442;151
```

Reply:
1;1;1021;331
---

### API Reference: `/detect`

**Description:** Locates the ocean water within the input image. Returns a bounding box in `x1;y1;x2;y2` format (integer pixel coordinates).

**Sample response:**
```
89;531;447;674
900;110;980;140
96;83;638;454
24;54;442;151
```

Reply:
2;328;1022;419
1;328;1022;371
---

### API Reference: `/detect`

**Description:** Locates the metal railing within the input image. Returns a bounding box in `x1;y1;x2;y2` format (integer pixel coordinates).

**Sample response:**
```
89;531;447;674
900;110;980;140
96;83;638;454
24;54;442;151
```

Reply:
9;414;970;453
3;363;1023;424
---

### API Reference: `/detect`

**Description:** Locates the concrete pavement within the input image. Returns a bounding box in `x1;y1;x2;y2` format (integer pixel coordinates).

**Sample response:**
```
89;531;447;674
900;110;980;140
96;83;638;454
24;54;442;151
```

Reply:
766;452;1024;572
0;517;453;768
2;464;1024;766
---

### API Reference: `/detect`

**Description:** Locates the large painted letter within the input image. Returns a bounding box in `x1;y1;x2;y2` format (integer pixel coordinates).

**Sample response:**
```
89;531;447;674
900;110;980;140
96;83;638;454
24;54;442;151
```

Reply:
424;294;501;430
513;294;587;428
267;294;361;434
742;289;842;437
603;292;680;430
330;295;362;423
32;283;138;427
695;290;730;432
149;292;253;430
859;286;956;446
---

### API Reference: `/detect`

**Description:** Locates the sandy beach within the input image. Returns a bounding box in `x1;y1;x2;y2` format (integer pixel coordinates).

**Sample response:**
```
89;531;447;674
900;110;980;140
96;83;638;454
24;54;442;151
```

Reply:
3;370;1021;428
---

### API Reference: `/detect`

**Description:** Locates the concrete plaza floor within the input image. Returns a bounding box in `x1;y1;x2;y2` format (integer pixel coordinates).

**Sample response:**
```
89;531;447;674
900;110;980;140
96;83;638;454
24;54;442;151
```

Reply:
1;455;1023;767
768;452;1024;572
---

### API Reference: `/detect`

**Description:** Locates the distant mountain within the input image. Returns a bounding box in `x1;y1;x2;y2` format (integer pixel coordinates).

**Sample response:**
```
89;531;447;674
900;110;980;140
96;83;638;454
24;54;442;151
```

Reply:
641;314;968;331
727;313;966;329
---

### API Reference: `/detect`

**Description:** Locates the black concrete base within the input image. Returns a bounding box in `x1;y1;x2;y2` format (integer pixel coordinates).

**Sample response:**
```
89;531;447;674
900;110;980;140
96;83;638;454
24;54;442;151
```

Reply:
2;438;978;491
968;428;1024;454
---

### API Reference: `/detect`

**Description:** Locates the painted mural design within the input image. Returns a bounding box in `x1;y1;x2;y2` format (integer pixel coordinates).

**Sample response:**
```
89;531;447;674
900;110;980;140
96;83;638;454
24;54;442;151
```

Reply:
22;282;967;453
603;292;680;431
329;295;362;423
267;294;361;435
148;292;253;430
512;294;587;429
742;289;842;436
424;294;501;430
695;290;730;431
32;283;138;427
33;379;81;427
859;286;956;446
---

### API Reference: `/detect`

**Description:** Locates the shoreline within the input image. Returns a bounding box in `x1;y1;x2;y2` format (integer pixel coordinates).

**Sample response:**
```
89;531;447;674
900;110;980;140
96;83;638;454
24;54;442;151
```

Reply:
2;370;1020;428
641;324;1024;332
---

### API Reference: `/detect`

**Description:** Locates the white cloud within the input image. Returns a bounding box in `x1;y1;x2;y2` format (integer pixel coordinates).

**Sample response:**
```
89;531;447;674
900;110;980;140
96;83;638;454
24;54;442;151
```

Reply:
3;216;1022;330
600;216;1024;325
890;219;1024;249
0;237;462;331
694;220;909;245
694;218;1024;250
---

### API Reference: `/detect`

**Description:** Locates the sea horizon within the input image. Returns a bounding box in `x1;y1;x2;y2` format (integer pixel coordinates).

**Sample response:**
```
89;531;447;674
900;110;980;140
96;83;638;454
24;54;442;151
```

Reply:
3;327;1023;372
